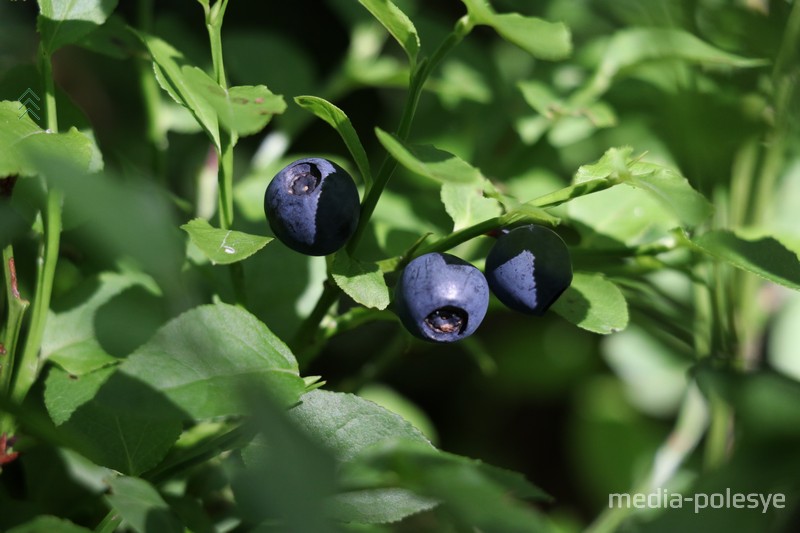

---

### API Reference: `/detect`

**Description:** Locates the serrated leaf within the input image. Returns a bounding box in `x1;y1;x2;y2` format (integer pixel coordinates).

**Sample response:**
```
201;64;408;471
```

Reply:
574;146;634;183
461;0;571;60
295;96;372;189
138;33;221;150
38;0;119;54
331;253;390;310
552;273;628;334
289;390;438;524
376;128;482;184
0;101;95;177
182;67;286;136
7;516;92;533
105;476;183;533
358;0;420;65
119;303;305;418
689;230;800;290
441;182;502;231
181;218;272;265
290;390;432;460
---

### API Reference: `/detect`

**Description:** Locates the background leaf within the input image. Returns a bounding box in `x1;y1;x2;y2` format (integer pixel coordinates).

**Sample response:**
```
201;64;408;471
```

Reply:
38;0;119;54
461;0;571;60
181;218;272;265
689;230;800;290
552;273;629;334
105;476;183;533
8;516;92;533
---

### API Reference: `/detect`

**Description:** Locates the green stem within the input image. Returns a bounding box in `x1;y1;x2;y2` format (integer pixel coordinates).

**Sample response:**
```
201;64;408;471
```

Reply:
1;246;29;435
137;0;167;181
12;44;64;403
703;391;731;470
94;510;122;533
346;16;472;256
292;281;340;367
12;189;62;403
40;47;58;132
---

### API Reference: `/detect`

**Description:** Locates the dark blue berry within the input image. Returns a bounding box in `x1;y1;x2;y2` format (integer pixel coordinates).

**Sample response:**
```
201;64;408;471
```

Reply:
264;158;360;256
395;253;489;343
485;225;572;315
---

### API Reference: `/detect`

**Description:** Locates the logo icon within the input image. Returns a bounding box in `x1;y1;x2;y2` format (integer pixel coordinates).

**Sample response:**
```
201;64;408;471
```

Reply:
17;88;41;122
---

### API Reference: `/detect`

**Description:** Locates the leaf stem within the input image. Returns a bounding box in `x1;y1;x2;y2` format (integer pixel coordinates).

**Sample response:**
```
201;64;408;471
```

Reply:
94;510;122;533
292;280;341;368
1;246;29;435
12;44;64;403
12;189;62;403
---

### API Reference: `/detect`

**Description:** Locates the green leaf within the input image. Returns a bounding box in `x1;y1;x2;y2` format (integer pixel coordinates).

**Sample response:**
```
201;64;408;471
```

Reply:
182;67;286;136
571;147;712;227
290;390;433;461
105;476;183;533
289;390;438;524
588;28;768;96
627;164;713;226
119;303;306;418
352;439;551;531
552;273;629;334
376;128;483;184
689;230;800;290
331;253;391;310
358;0;420;65
326;488;437;524
461;0;571;60
7;516;92;533
441;182;502;231
138;33;221;150
181;218;272;265
45;365;117;425
56;372;183;475
0;101;96;177
37;0;119;54
488;13;572;61
295;96;372;189
42;272;155;375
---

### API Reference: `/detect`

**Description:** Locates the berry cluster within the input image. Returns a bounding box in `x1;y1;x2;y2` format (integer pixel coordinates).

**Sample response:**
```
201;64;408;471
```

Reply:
265;158;573;343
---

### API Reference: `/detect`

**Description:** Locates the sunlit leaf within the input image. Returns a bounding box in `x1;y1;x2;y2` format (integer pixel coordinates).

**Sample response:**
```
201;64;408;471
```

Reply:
331;253;391;310
552;273;629;334
689;230;800;290
181;218;272;265
376;128;482;184
295;96;372;188
358;0;420;65
38;0;119;53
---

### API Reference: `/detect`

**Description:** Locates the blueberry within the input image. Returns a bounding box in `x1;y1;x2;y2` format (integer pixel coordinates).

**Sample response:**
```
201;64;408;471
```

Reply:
264;158;360;256
395;253;489;343
485;225;572;315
